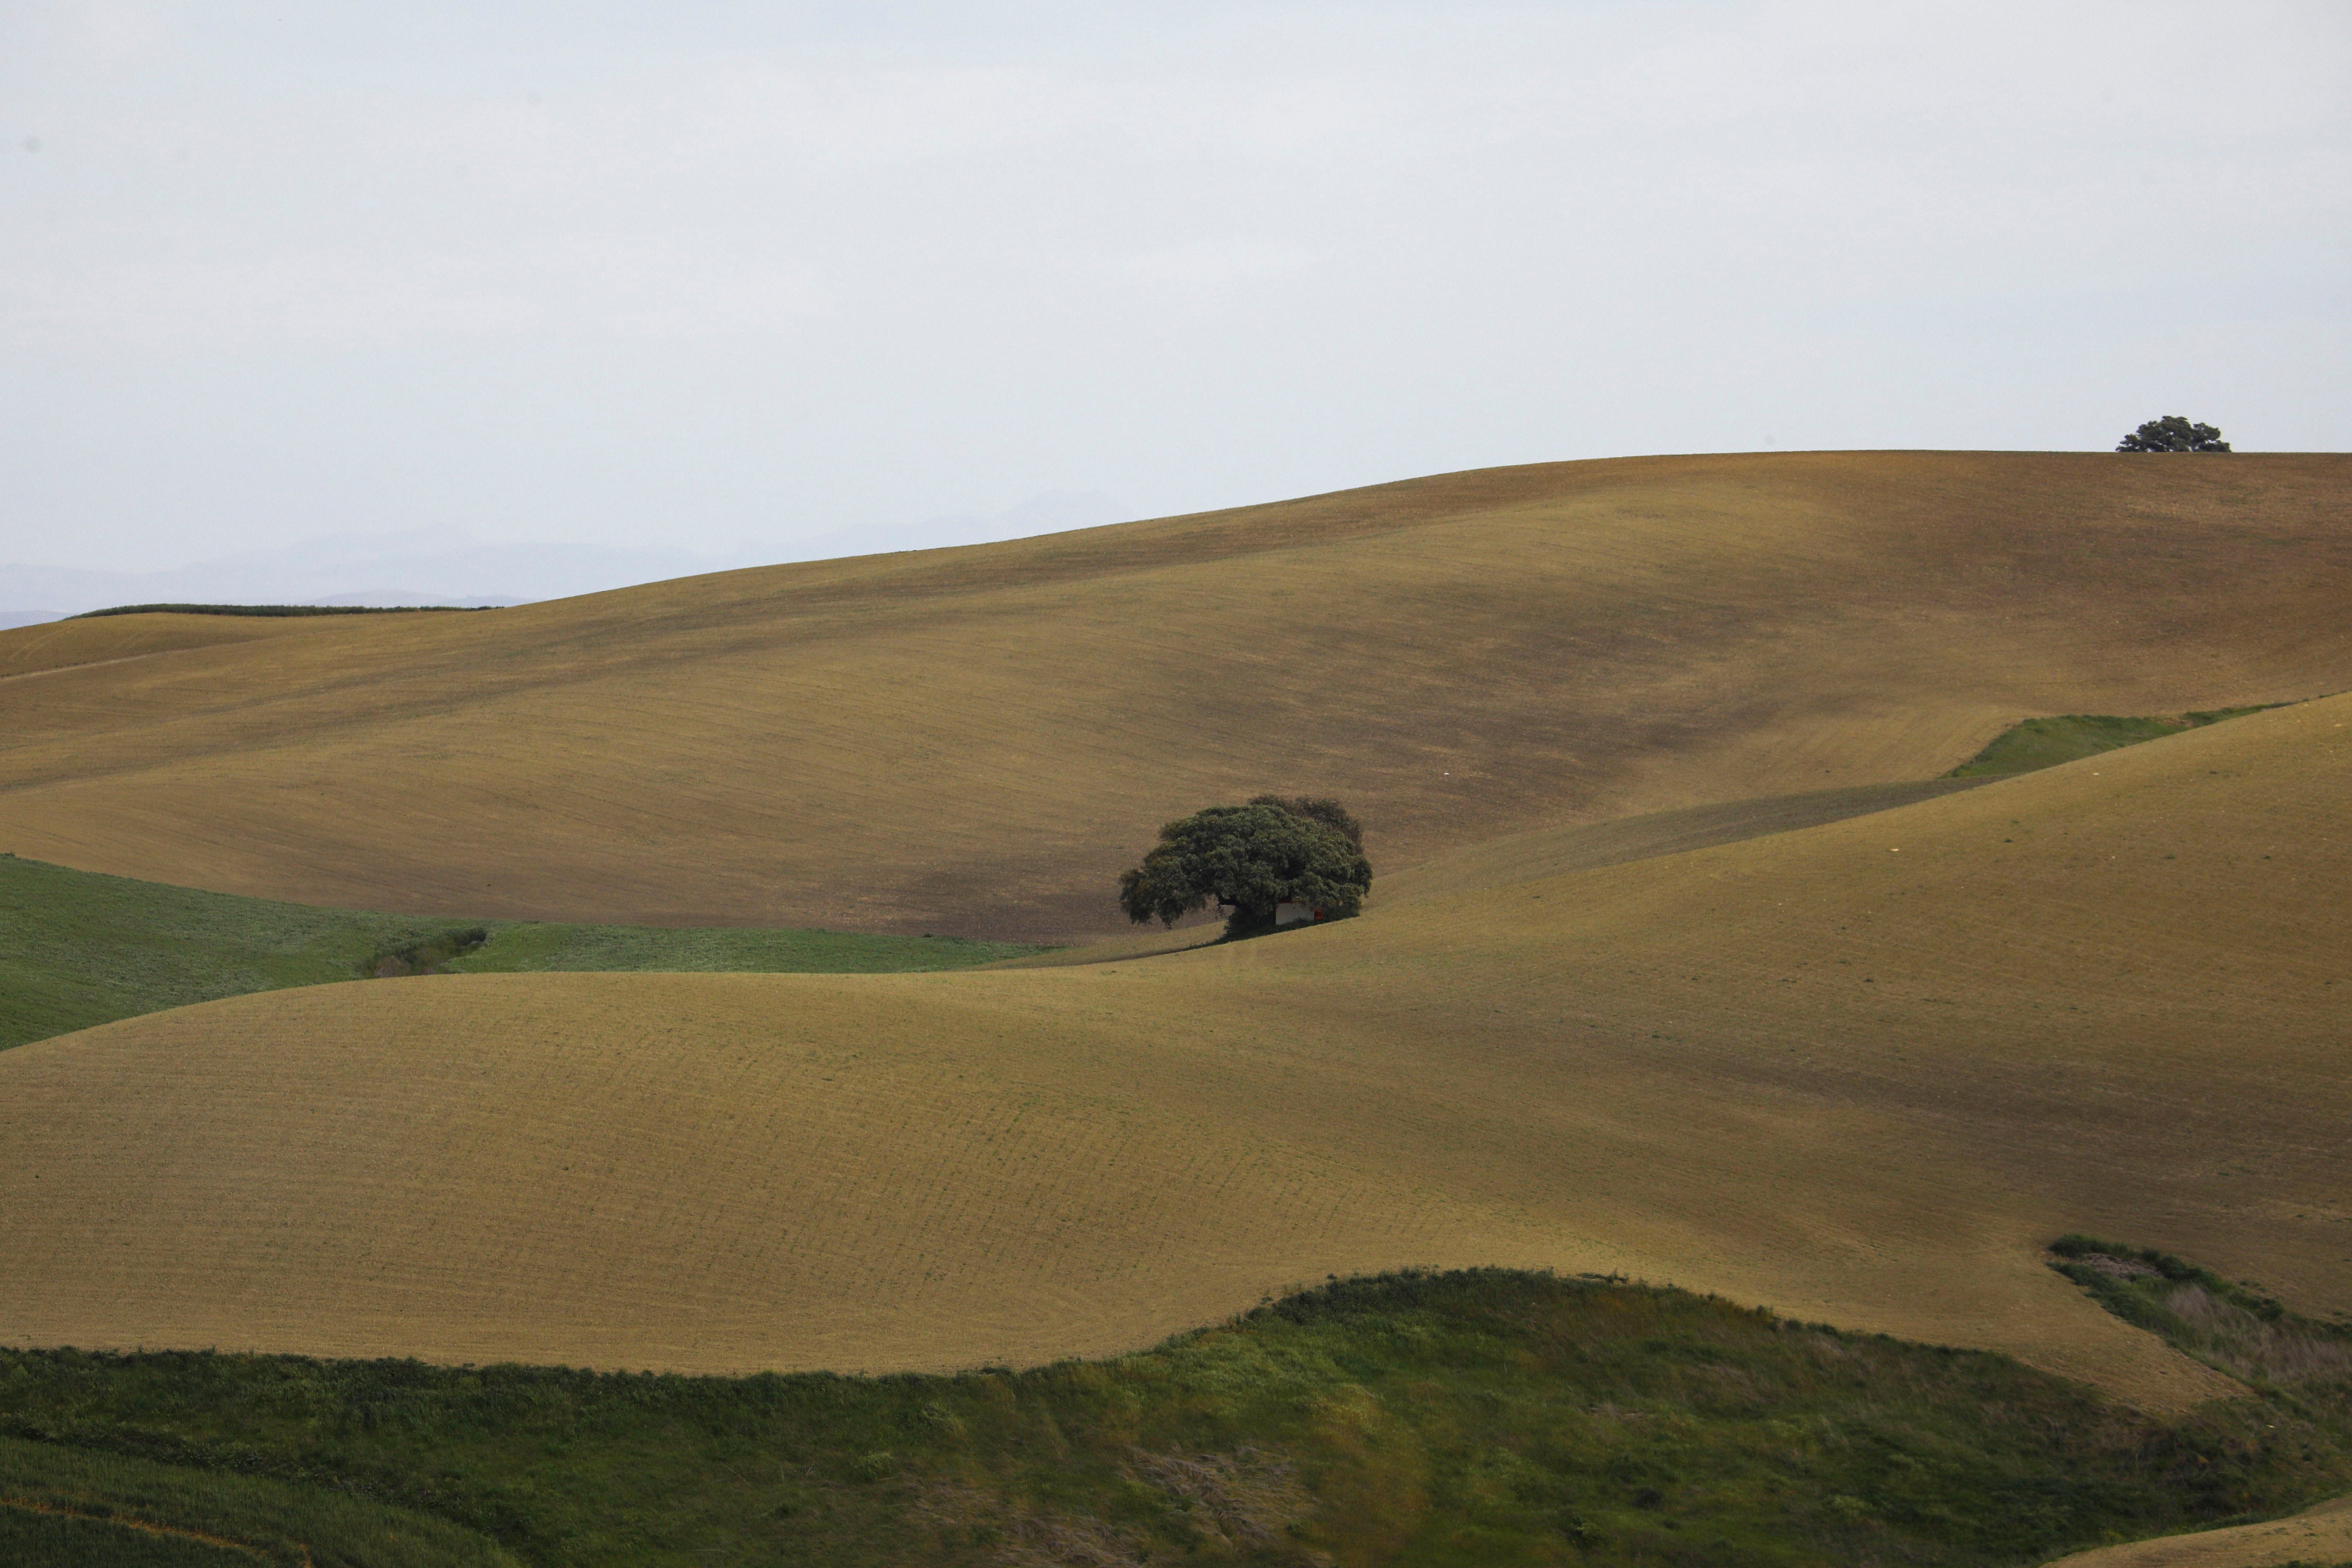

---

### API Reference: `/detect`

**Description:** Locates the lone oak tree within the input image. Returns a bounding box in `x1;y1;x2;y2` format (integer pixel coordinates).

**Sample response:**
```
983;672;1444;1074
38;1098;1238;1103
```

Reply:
1118;795;1372;938
2116;416;2231;453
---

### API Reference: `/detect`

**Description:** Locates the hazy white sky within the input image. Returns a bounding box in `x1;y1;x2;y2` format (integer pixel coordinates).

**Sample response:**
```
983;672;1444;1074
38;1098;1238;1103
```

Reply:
4;0;2346;573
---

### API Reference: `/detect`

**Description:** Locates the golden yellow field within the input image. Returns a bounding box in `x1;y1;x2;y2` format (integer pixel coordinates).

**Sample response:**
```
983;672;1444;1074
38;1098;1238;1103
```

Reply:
2;452;2346;938
3;687;2342;1411
2044;1492;2352;1568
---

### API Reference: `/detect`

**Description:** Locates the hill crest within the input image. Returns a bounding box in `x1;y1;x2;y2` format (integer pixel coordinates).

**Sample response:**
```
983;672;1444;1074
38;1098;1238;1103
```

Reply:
1;691;2340;1408
1;450;2344;940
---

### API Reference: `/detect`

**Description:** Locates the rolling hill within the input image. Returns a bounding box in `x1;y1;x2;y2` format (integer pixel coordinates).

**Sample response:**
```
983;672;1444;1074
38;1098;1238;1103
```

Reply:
3;691;2341;1414
0;852;1040;1051
2;451;2346;939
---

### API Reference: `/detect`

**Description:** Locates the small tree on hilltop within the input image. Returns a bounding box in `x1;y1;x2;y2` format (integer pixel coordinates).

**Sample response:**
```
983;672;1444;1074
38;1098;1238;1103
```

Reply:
2116;416;2231;453
1118;797;1371;938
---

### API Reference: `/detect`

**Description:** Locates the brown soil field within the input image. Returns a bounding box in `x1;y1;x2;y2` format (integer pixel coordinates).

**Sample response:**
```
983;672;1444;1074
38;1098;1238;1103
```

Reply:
0;611;338;686
2042;1492;2352;1567
1;452;2345;939
3;693;2341;1409
1370;776;1994;907
0;610;327;681
989;778;1994;967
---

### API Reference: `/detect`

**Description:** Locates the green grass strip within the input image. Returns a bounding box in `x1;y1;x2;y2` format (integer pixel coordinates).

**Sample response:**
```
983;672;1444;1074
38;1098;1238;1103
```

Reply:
5;1270;2349;1568
0;855;1044;1051
1947;705;2288;778
2047;1234;2352;1397
0;1436;516;1567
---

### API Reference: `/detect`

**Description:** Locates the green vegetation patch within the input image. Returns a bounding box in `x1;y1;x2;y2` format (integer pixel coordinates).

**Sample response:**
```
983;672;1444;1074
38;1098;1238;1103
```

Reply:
1946;705;2287;778
3;1270;2347;1567
2049;1236;2352;1409
0;856;473;1050
0;1436;516;1567
0;855;1044;1051
0;1507;262;1568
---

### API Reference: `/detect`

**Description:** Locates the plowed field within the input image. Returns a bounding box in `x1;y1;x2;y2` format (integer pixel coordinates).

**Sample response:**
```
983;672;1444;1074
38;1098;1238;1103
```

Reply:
2;452;2345;938
4;693;2342;1409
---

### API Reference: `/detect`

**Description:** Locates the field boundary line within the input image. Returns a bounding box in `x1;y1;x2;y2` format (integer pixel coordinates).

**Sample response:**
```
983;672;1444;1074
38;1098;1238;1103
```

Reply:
0;651;169;684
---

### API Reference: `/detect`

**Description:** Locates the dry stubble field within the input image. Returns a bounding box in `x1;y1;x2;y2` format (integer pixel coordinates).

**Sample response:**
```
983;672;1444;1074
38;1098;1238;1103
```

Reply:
2;451;2347;939
2;690;2343;1414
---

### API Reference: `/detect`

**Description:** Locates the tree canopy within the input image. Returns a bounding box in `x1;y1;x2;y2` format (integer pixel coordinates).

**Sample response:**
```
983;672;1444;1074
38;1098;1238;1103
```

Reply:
1118;796;1371;937
2116;416;2230;453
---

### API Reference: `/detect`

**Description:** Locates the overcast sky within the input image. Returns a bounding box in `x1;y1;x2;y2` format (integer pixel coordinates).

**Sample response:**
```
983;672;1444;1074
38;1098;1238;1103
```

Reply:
3;0;2346;577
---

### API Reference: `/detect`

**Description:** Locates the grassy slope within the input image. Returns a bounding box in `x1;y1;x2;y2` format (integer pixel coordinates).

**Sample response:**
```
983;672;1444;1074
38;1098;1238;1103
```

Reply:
2034;1240;2352;1568
1947;706;2289;778
5;1270;2347;1568
2;694;2341;1409
0;854;463;1051
0;855;1040;1051
2;453;2346;939
0;1437;516;1568
0;1513;249;1567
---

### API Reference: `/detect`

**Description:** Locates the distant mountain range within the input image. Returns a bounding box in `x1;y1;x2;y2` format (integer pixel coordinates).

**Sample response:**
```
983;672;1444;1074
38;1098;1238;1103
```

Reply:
0;492;1128;625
